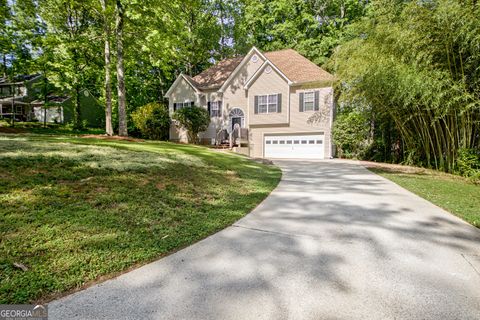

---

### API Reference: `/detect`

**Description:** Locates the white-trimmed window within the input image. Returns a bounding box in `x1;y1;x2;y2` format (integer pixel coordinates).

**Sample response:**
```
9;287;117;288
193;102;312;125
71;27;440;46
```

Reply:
303;92;315;111
209;101;221;117
174;101;192;111
257;94;280;114
258;95;268;113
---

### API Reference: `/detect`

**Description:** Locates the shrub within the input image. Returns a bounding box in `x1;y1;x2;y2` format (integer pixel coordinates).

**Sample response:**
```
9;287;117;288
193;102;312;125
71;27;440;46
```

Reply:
457;148;480;183
332;109;370;158
172;106;210;144
131;102;170;140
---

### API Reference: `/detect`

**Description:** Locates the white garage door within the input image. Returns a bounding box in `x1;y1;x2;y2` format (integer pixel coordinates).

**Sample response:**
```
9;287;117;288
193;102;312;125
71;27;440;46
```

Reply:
264;134;325;159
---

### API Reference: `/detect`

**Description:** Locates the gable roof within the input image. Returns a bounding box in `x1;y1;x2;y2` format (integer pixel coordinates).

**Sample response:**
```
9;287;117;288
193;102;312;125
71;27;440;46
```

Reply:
166;47;334;97
165;74;201;97
190;56;244;90
264;49;334;84
244;60;293;90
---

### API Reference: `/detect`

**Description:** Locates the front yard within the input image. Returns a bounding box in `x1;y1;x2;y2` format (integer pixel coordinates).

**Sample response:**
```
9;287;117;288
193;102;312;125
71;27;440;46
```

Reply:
365;162;480;228
0;134;281;304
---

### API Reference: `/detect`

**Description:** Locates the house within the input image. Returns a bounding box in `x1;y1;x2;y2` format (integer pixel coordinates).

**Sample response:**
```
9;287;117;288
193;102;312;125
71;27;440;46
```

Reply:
0;74;104;127
166;47;335;159
0;74;43;121
30;89;104;128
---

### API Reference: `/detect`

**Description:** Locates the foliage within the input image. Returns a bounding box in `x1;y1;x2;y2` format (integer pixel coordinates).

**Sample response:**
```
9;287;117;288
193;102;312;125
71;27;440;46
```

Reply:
238;0;368;64
0;134;280;303
370;166;480;228
131;102;170;140
331;0;480;173
332;105;369;158
172;106;210;144
456;148;480;182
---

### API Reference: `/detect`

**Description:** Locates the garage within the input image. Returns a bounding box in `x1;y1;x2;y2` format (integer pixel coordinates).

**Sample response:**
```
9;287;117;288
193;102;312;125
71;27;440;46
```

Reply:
264;133;325;159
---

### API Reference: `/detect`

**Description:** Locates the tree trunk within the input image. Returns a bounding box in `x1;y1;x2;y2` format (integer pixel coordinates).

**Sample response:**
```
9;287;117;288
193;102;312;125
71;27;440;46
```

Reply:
116;0;127;136
2;54;6;78
101;0;113;136
43;71;48;128
74;84;81;129
11;83;15;127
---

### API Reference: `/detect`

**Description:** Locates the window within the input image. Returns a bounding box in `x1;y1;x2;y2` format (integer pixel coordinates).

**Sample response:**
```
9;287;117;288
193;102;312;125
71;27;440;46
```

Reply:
309;140;315;144
279;140;285;144
174;101;191;110
303;92;315;111
301;140;307;144
258;95;268;113
257;94;279;114
286;140;292;144
266;140;272;144
209;101;221;117
316;140;323;144
268;94;277;113
272;140;278;144
294;140;300;144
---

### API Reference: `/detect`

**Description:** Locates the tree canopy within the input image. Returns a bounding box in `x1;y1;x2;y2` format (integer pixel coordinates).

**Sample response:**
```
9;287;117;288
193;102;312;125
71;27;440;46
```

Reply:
1;0;478;176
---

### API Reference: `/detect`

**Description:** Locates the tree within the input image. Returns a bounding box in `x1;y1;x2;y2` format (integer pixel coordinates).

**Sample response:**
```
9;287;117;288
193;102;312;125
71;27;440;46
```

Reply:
115;0;127;136
39;0;102;129
172;106;210;144
332;106;370;158
238;0;368;64
330;0;480;172
100;0;113;135
131;102;170;140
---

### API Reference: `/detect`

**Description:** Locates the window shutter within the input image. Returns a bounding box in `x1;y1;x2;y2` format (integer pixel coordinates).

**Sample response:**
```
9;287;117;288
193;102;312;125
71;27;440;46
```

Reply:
207;101;211;117
218;100;222;116
314;91;320;111
277;93;282;113
299;92;304;112
254;96;259;114
173;103;177;111
190;101;195;107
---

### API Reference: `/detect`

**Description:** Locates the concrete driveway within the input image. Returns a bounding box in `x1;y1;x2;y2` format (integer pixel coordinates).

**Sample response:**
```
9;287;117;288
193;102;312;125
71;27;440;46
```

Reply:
50;160;480;320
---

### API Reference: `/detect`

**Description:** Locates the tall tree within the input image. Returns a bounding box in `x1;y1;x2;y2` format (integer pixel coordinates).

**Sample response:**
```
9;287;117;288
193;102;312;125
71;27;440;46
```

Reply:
100;0;113;135
331;0;480;172
39;0;102;129
115;0;127;136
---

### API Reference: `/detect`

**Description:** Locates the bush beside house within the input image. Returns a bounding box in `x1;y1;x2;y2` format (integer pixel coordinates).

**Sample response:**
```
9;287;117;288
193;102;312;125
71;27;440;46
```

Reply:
131;102;170;140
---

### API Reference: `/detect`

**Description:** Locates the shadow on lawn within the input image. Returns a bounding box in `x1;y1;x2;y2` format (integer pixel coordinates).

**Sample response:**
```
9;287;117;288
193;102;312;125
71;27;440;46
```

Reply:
0;137;280;304
50;160;480;320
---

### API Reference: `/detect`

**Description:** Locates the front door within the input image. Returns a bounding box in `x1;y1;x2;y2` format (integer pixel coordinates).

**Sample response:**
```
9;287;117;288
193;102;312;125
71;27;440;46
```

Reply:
232;117;242;130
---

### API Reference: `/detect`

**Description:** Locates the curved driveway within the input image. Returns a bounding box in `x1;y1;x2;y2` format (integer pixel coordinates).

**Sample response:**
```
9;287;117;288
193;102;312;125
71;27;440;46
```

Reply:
51;160;480;320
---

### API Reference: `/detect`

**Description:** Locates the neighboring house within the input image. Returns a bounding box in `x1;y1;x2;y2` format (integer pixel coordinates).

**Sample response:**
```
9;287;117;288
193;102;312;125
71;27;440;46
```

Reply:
0;74;104;128
166;47;335;159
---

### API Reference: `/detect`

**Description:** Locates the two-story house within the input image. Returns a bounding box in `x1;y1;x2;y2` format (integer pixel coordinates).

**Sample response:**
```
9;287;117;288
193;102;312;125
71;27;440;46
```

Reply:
166;47;335;159
0;74;104;127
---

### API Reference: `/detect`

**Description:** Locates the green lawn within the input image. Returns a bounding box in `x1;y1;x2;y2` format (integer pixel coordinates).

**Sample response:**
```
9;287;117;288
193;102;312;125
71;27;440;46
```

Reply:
0;134;281;304
368;165;480;228
0;120;104;135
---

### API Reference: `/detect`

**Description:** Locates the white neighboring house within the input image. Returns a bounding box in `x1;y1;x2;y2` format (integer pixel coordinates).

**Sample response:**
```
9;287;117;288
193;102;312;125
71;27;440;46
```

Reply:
166;47;335;159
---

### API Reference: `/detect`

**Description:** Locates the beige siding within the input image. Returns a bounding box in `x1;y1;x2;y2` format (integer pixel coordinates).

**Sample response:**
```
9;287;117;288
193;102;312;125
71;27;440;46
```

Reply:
168;77;197;143
223;55;265;127
249;86;334;158
248;67;289;126
201;90;223;142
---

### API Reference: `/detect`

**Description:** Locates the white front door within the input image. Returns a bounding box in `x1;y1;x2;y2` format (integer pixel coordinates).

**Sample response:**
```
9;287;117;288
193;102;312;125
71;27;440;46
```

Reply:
264;134;325;159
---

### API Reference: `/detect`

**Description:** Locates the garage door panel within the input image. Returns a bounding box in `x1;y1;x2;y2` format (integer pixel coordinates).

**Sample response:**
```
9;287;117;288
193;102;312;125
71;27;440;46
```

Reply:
264;134;324;159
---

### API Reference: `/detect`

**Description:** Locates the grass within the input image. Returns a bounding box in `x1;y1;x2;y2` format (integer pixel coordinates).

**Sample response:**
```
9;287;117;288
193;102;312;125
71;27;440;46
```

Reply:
366;163;480;228
0;134;281;304
0;120;104;135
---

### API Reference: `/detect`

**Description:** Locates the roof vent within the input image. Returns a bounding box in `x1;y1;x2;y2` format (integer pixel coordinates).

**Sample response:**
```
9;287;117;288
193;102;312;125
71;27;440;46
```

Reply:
265;66;272;74
251;54;258;63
